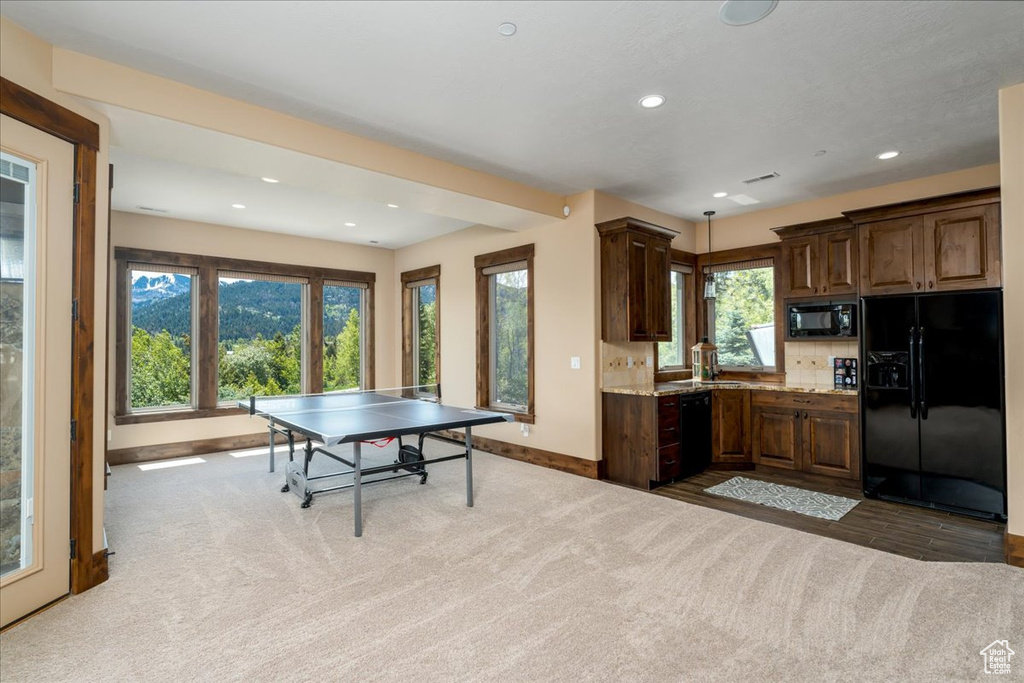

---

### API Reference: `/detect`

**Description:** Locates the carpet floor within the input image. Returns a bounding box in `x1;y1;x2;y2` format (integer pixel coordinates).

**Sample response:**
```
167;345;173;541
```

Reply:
1;444;1022;682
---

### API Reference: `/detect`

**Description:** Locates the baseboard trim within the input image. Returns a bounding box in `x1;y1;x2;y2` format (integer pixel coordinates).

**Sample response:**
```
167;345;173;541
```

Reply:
438;430;600;479
1006;532;1024;568
107;432;286;466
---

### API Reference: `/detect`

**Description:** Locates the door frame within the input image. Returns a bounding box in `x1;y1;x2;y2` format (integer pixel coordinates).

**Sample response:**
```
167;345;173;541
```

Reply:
1;77;107;594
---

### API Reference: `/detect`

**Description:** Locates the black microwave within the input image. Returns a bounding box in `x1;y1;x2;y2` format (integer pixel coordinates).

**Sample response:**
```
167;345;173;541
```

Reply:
788;302;857;338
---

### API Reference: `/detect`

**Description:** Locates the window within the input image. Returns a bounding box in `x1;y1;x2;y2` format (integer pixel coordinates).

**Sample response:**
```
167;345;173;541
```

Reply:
706;258;776;370
217;272;305;400
475;245;534;422
323;280;367;392
114;248;375;423
401;266;440;394
126;264;195;410
657;263;693;369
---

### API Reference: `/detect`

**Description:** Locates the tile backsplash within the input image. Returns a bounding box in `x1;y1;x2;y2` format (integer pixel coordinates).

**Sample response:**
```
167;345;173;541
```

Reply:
602;341;655;388
784;340;859;388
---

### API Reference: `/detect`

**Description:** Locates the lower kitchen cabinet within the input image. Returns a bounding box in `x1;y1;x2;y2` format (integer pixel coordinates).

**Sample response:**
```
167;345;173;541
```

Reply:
602;391;711;489
751;391;860;480
712;389;751;465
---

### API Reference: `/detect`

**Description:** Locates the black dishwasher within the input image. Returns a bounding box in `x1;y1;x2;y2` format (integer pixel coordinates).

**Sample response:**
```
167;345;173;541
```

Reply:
678;391;712;478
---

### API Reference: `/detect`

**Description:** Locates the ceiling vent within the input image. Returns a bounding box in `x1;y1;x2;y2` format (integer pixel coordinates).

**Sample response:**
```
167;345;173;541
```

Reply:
741;171;780;185
136;205;169;213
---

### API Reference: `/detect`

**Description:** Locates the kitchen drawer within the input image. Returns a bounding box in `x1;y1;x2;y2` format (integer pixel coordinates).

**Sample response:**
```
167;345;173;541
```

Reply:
658;395;681;422
751;391;857;414
658;444;682;481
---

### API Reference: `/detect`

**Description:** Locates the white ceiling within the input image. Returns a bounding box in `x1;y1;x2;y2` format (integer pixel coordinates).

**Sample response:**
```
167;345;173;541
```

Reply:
4;1;1024;222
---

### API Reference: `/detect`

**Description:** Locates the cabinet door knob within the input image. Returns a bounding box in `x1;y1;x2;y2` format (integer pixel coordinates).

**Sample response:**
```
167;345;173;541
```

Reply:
803;412;808;419
813;286;818;293
794;411;799;418
928;280;934;289
822;286;827;293
916;281;922;289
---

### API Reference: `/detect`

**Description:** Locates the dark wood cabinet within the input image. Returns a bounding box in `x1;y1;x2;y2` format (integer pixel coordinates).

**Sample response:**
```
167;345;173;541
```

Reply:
773;218;858;299
751;392;859;480
845;188;1001;296
602;393;683;489
712;389;751;464
597;217;678;342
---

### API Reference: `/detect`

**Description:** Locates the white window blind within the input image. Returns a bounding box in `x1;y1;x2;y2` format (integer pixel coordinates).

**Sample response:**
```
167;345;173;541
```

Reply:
129;263;198;276
671;263;694;274
482;260;528;276
404;278;436;289
220;270;307;284
703;257;773;274
325;279;369;289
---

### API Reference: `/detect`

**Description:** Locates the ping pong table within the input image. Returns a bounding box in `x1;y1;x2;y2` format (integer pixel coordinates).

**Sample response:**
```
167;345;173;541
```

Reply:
240;388;513;536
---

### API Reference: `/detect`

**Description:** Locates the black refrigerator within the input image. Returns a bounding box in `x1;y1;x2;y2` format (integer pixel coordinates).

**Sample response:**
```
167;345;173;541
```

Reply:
861;290;1006;520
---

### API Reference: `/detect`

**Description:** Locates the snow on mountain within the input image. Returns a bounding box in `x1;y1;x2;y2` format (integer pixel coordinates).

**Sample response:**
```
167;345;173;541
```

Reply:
131;272;191;307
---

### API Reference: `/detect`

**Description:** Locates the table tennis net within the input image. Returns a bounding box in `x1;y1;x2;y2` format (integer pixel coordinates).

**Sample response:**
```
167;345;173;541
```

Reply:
244;384;441;416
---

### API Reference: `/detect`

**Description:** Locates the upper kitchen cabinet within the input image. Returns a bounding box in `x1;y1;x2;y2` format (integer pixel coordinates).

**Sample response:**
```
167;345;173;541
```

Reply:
772;217;858;299
597;217;678;342
845;188;1001;296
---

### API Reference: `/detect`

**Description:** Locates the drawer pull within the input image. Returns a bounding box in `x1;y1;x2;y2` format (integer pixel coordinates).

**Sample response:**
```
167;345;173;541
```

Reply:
794;398;812;404
663;401;677;407
663;460;677;466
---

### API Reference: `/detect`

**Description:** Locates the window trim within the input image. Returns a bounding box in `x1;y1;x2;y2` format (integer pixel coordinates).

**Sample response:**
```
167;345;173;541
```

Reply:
114;247;375;424
401;265;440;394
655;249;698;381
474;244;535;423
695;243;786;382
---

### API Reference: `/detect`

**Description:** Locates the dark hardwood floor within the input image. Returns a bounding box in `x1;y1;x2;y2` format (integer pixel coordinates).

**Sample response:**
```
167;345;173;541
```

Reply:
653;469;1006;563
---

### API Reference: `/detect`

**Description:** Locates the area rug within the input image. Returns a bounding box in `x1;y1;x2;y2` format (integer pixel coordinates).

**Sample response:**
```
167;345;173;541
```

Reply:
705;476;859;520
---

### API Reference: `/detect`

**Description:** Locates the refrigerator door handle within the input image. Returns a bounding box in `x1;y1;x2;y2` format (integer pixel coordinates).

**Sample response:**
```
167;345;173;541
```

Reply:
919;327;927;420
908;326;917;419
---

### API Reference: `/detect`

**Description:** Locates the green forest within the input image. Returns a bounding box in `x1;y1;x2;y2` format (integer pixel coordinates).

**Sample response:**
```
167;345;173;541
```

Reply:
129;279;368;408
492;272;528;409
714;266;775;366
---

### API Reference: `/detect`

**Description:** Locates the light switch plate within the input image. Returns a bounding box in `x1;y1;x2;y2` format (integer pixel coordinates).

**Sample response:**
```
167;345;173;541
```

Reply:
646;356;653;368
570;356;581;369
627;356;634;368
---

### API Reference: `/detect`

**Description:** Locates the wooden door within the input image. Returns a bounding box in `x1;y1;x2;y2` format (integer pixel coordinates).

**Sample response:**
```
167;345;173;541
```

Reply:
802;410;860;480
712;389;751;463
627;235;650;340
647;237;672;341
752;405;801;470
820;229;858;297
922;204;1001;292
859;216;924;295
782;237;819;298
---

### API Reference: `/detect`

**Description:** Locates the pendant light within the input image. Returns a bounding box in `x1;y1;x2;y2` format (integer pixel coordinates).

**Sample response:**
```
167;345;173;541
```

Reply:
703;210;717;300
692;210;719;381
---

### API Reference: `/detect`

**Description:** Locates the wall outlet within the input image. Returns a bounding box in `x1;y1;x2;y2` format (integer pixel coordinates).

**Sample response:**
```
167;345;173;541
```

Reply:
627;356;634;368
107;429;112;442
570;356;581;370
646;355;653;368
521;423;530;437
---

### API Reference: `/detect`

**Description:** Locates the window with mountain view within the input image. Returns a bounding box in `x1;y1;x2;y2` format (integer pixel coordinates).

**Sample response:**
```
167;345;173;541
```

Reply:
475;245;534;420
217;272;304;400
708;261;776;370
401;266;439;395
128;266;195;410
323;282;366;392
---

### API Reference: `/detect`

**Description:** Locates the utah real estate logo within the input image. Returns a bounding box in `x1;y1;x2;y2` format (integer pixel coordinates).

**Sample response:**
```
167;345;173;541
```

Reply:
980;640;1015;675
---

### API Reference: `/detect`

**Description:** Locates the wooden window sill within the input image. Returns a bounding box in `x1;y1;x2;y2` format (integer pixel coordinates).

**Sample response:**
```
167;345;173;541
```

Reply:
477;406;535;425
115;406;248;425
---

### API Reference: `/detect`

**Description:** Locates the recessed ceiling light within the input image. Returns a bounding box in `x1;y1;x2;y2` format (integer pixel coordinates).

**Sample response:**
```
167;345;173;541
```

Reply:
876;150;900;160
638;95;665;109
498;22;517;36
260;177;279;183
713;192;728;198
232;203;246;209
387;203;399;208
719;0;778;26
344;222;356;227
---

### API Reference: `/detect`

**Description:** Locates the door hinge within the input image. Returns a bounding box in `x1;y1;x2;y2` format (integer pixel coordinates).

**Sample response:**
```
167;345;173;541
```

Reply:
70;539;77;560
72;299;79;322
73;182;80;204
70;419;77;442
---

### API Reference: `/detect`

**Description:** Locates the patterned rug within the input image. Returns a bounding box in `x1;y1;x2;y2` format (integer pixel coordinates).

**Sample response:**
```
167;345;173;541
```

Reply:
704;476;860;521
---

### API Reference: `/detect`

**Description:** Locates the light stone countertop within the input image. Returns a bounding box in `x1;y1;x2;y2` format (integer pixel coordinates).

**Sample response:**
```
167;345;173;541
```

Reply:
601;380;858;397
